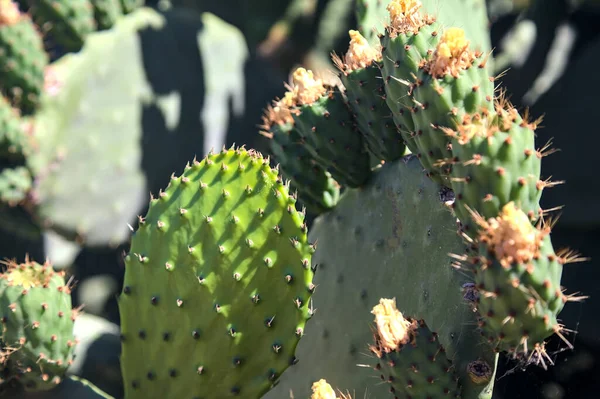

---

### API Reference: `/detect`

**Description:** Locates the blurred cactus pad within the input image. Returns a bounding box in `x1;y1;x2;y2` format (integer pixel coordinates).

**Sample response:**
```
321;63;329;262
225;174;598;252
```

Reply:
0;0;598;399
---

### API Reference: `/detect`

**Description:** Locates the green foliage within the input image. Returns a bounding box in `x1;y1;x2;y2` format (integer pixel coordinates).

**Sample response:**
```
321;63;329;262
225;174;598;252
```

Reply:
119;147;315;398
90;0;123;30
0;166;31;205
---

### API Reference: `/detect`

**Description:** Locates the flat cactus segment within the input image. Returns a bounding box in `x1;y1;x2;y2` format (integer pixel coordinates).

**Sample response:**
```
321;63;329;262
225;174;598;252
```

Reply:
370;298;461;398
410;26;495;185
28;8;162;246
0;1;48;114
0;166;32;205
263;155;496;399
447;104;543;237
282;68;372;188
119;148;315;399
91;0;123;30
334;30;406;162
468;204;573;364
0;96;32;160
356;0;491;52
26;0;96;52
0;259;77;391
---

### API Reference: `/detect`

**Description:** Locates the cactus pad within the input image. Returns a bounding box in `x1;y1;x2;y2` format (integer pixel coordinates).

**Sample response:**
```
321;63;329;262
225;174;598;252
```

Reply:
410;27;494;184
262;104;340;215
370;298;461;398
447;103;543;237
0;1;48;114
264;155;496;399
120;0;144;14
0;95;31;160
333;30;406;162
27;0;96;51
468;203;571;364
282;68;372;188
0;166;32;205
0;259;77;391
119;147;315;398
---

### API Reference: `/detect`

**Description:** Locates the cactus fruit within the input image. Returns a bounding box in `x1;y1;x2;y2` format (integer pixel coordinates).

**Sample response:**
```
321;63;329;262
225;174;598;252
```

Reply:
261;100;340;214
119;147;316;398
0;166;32;205
379;0;441;148
279;67;372;188
0;258;78;391
444;99;545;237
0;95;30;160
332;30;406;162
263;155;496;399
90;0;122;30
0;0;48;114
462;203;580;365
26;0;96;52
119;0;144;14
409;26;494;184
369;298;461;398
311;379;352;399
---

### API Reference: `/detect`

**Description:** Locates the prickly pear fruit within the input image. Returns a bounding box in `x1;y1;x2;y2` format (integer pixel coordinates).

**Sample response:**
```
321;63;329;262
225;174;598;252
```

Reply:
279;68;371;188
311;379;351;399
119;147;316;399
0;166;32;205
0;258;78;391
261;99;340;215
369;298;461;398
0;0;48;114
379;0;441;140
410;26;494;184
445;100;545;237
26;0;96;51
90;0;122;30
333;30;406;162
466;203;579;365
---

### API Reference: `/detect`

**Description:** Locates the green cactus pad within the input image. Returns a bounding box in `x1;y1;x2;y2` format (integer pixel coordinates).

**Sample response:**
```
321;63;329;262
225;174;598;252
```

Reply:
263;155;497;399
264;114;340;215
410;27;494;185
0;259;77;391
0;95;32;160
370;299;461;398
27;0;96;51
0;2;48;114
448;106;543;237
119;147;316;399
91;0;123;30
120;0;144;14
0;166;32;205
470;204;568;362
379;7;442;144
333;30;406;162
285;69;371;188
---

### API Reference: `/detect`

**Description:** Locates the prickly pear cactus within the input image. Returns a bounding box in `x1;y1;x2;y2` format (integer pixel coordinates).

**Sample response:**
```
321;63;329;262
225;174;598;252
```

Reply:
0;0;48;114
0;166;31;205
119;147;316;398
26;0;96;52
0;259;78;391
0;96;31;160
119;0;144;14
264;155;497;399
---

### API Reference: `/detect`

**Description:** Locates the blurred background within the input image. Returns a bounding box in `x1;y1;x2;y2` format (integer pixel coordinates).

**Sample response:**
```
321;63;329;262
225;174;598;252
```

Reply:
0;0;599;398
